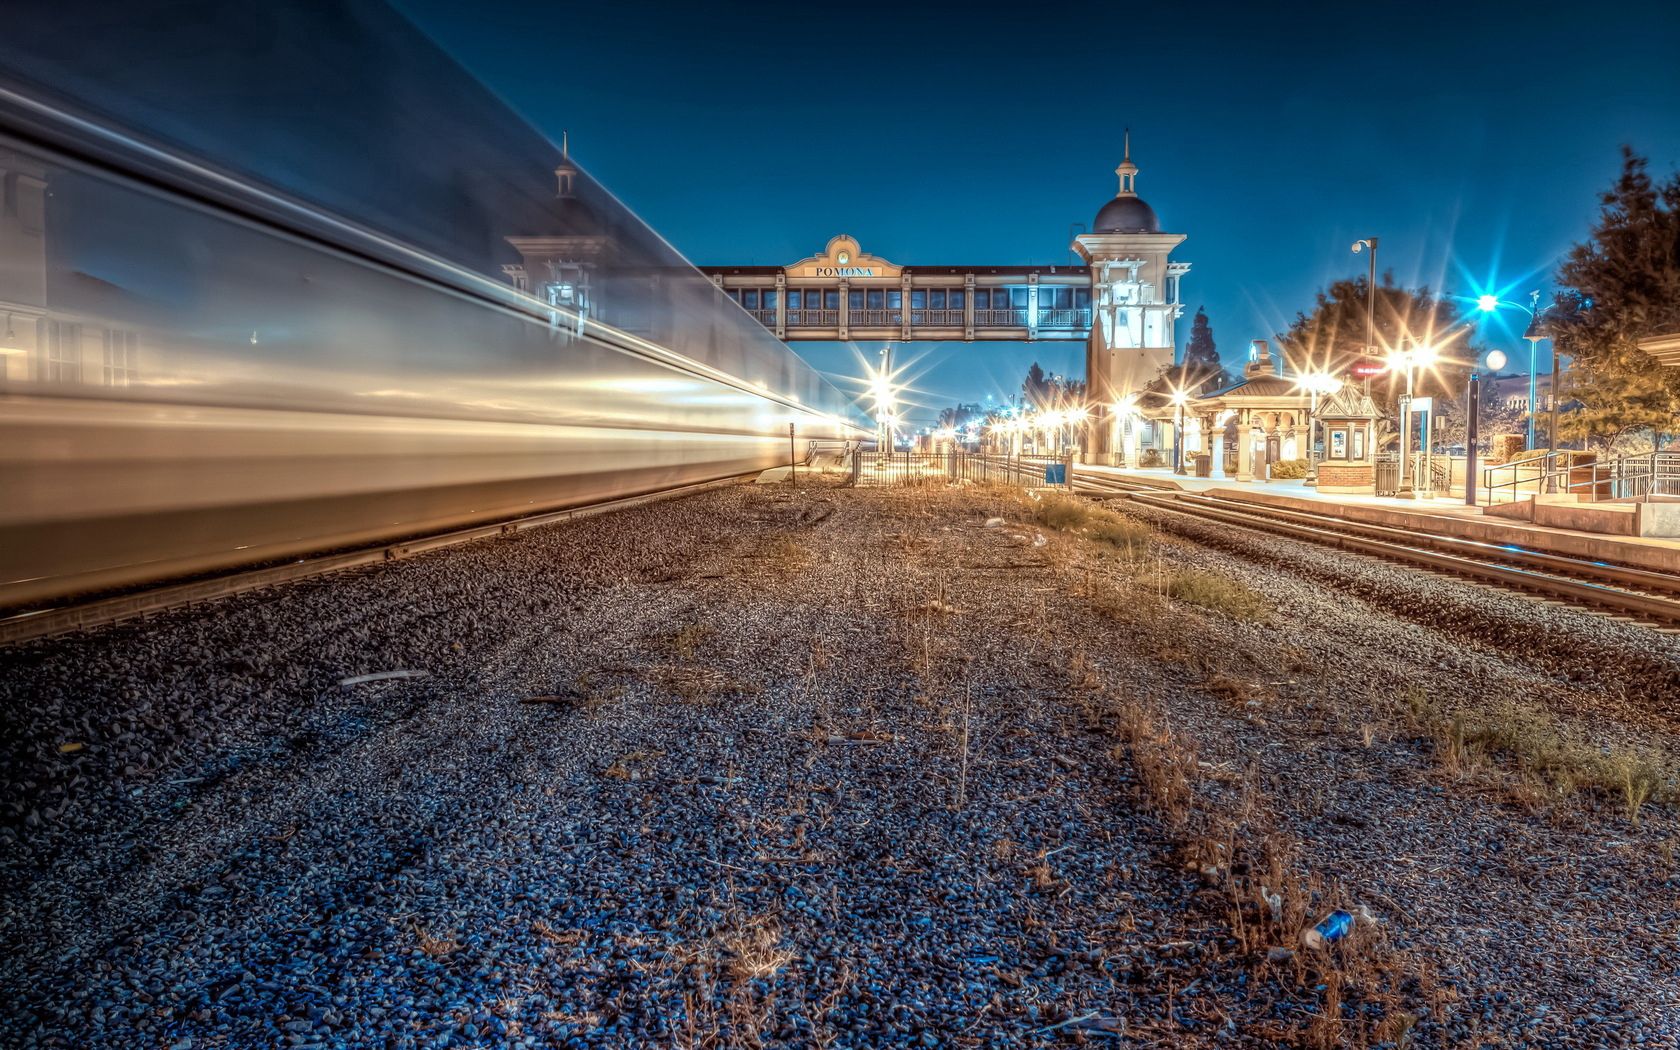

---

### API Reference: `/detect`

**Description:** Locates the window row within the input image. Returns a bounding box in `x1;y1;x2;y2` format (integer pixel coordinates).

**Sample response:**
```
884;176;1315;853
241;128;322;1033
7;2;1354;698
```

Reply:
33;321;139;385
724;287;1091;312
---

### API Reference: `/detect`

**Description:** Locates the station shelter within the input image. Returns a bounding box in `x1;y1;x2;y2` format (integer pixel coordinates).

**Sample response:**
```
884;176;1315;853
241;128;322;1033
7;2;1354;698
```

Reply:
1155;339;1312;481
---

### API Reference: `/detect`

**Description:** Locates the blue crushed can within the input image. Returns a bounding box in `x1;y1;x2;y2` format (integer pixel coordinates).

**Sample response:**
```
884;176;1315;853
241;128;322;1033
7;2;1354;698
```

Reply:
1301;909;1354;950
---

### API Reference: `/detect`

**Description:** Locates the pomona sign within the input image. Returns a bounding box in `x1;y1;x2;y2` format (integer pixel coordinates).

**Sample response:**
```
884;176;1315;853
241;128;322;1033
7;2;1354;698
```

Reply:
811;265;877;277
785;235;904;280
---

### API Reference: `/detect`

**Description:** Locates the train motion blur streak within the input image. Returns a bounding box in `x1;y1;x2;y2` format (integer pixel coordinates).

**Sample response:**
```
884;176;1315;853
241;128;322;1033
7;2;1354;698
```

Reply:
0;2;861;612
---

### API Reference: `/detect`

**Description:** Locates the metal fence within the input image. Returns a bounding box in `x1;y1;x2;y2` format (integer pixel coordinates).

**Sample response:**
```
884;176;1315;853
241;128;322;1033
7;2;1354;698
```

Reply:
851;450;1070;489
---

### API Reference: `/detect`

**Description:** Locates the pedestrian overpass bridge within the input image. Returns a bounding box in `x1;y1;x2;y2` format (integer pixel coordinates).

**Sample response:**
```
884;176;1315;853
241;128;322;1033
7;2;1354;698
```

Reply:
699;234;1102;344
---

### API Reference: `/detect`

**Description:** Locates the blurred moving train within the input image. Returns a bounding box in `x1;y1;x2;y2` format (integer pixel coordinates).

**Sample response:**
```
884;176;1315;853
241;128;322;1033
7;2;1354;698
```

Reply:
0;3;861;612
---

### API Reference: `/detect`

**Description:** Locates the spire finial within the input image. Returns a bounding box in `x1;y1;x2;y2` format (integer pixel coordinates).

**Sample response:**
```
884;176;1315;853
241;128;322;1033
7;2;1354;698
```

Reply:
555;132;576;198
1115;130;1139;196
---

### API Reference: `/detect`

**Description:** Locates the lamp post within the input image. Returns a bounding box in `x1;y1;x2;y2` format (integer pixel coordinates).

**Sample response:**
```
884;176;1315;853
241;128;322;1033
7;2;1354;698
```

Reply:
871;345;896;463
1387;341;1438;498
1352;238;1380;394
1113;393;1140;468
1465;348;1508;506
1298;373;1343;487
1476;291;1548;451
1170;390;1190;474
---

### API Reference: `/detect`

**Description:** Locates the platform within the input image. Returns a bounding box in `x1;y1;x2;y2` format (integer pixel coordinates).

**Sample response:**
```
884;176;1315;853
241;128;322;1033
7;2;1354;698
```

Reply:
1077;463;1680;575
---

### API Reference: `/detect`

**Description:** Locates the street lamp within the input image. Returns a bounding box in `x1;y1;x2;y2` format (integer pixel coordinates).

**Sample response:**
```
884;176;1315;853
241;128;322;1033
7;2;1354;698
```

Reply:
1476;291;1549;451
1169;389;1190;474
1465;348;1508;505
1386;341;1439;498
1113;393;1140;468
1297;372;1344;486
1352;238;1380;392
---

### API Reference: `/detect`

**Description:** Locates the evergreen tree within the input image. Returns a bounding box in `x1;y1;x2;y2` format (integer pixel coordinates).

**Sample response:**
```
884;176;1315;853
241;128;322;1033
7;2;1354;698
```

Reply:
1181;306;1226;392
1549;147;1680;448
1021;362;1051;409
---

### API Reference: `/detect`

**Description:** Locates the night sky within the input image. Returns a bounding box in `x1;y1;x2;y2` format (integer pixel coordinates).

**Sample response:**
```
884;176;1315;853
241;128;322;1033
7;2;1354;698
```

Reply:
397;0;1680;424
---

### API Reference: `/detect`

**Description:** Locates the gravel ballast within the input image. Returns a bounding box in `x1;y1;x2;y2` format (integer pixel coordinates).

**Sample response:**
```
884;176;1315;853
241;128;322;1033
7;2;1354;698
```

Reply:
2;481;1677;1048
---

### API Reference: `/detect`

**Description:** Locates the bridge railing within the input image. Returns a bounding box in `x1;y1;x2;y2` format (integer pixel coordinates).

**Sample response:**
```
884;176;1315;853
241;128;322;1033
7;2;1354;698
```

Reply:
849;309;899;326
1036;308;1091;329
786;309;839;327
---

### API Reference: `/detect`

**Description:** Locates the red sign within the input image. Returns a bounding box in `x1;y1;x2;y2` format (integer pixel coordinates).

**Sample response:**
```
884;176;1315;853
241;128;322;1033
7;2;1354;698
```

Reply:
1348;358;1385;379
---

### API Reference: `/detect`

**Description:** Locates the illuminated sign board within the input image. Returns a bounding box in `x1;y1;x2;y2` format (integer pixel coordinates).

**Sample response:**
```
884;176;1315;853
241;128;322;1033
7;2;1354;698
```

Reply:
1348;359;1384;378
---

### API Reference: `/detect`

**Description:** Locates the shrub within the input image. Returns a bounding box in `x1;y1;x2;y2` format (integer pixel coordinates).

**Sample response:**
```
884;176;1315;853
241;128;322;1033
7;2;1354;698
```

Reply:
1139;448;1165;468
1268;457;1309;480
1165;569;1268;620
1490;434;1526;464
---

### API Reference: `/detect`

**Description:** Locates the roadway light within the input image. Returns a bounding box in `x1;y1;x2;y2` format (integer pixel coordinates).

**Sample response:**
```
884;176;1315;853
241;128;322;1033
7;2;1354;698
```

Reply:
1297;372;1342;487
1475;291;1549;450
1465;347;1512;507
1351;238;1379;393
1169;389;1191;475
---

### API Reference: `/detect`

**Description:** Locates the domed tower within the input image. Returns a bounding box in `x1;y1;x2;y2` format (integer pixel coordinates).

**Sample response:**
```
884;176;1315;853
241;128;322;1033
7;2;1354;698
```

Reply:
504;132;609;317
1073;133;1190;463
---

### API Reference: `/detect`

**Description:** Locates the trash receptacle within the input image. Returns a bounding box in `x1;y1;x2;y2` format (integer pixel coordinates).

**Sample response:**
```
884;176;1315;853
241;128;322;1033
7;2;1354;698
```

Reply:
1194;454;1212;478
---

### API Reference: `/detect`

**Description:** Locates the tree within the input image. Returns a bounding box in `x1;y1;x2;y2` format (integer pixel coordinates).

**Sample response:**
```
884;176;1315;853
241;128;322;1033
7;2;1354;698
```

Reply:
1276;276;1480;418
937;402;983;429
1554;350;1678;453
1549;147;1680;448
1181;306;1227;393
1021;362;1051;409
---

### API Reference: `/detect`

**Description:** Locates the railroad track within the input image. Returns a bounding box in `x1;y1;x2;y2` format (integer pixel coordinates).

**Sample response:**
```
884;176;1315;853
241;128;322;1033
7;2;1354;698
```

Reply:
1075;478;1680;628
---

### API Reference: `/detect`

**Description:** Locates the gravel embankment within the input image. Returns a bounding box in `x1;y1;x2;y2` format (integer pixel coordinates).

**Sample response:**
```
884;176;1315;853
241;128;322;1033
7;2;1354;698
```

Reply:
2;480;1677;1048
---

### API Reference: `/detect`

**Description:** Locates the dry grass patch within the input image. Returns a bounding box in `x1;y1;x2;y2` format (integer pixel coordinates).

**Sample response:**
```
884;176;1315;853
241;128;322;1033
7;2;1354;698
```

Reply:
1402;686;1677;823
753;534;810;575
666;622;715;661
1033;494;1153;555
647;664;761;705
1161;568;1269;621
722;917;796;982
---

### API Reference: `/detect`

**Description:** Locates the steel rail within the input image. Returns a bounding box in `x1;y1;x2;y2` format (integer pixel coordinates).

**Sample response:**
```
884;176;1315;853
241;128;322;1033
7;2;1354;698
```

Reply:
1112;490;1680;626
0;475;753;647
1167;493;1680;598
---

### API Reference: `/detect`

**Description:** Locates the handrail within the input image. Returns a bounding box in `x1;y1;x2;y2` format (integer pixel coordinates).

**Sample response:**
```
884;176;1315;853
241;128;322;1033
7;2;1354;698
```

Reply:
1480;449;1680;505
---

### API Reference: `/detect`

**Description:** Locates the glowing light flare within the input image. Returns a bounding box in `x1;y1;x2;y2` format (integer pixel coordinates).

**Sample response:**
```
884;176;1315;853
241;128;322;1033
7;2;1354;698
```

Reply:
1295;373;1343;396
1477;294;1500;313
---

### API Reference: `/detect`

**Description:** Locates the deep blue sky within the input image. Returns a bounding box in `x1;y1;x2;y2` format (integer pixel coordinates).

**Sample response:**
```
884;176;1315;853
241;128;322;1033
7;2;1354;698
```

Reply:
399;0;1680;424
